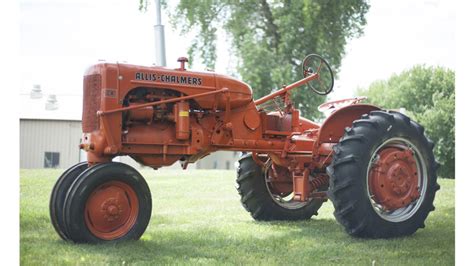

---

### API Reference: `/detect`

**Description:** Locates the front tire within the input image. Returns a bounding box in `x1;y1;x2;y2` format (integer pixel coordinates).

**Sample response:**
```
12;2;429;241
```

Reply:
236;154;323;221
63;162;152;243
50;162;89;241
328;110;440;238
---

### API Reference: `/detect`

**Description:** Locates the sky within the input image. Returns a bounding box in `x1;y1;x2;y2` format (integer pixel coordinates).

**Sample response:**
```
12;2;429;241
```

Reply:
333;0;455;99
19;0;455;103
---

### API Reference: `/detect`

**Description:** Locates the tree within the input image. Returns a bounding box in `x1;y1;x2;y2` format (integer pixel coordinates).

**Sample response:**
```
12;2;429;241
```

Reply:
141;0;370;120
357;65;455;178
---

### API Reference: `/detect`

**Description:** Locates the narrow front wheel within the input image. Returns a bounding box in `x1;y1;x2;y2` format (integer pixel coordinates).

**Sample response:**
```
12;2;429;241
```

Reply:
63;162;152;243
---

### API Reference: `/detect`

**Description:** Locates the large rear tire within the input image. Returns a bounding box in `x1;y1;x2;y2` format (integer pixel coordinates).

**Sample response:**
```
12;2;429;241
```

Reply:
50;162;89;241
63;162;152;243
236;154;324;221
328;110;440;238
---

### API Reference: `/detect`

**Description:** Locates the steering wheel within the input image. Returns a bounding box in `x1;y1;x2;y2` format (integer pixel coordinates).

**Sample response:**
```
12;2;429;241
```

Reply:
317;96;368;112
302;54;334;95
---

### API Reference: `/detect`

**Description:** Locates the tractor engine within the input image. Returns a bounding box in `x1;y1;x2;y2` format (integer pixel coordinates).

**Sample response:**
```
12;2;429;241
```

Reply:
80;60;255;168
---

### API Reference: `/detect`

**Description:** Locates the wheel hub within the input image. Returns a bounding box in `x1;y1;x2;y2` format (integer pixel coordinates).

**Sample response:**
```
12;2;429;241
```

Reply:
101;198;123;222
85;181;139;240
369;147;420;210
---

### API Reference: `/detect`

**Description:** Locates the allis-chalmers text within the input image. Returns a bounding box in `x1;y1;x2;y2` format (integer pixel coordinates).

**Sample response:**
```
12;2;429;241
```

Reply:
135;72;203;85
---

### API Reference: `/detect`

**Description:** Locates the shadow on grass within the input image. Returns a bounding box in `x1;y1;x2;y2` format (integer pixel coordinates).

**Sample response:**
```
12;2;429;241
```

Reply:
21;211;453;265
67;219;345;263
51;219;434;263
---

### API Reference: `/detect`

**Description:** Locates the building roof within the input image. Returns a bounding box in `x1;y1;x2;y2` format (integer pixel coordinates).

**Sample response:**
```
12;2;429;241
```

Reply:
20;93;82;121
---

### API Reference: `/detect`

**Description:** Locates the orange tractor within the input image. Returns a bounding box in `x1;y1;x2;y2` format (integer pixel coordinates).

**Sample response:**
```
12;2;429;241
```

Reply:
50;54;439;243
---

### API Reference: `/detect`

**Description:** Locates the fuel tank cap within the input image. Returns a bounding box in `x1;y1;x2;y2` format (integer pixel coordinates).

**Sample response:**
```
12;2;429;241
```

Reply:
177;57;188;71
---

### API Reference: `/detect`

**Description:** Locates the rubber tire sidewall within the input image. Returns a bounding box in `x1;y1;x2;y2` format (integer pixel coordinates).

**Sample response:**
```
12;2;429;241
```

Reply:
63;162;152;243
49;161;88;241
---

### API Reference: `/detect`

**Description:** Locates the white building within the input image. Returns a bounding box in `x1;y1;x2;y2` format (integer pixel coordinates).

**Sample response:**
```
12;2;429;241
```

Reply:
20;91;238;170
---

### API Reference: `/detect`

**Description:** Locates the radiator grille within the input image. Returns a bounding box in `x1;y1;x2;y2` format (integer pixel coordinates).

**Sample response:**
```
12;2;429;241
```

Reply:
82;74;101;132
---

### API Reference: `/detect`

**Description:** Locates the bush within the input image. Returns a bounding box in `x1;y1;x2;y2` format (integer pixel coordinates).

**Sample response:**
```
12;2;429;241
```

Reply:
357;65;455;178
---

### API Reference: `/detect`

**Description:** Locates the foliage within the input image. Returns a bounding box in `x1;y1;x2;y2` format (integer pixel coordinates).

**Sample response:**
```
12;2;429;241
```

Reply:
21;169;454;265
143;0;370;120
357;65;455;178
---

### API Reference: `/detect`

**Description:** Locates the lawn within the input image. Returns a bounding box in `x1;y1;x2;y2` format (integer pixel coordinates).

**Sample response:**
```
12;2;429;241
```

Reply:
20;169;454;265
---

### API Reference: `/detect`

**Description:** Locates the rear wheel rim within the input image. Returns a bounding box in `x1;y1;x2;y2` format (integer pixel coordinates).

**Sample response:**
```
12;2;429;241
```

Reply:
84;180;139;240
264;163;312;209
366;137;428;222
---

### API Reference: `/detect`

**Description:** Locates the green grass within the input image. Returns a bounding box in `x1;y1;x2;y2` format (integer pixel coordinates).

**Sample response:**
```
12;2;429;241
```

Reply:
20;169;454;265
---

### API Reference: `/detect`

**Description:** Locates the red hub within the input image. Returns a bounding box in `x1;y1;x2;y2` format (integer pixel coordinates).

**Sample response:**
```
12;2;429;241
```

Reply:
84;181;139;240
368;147;420;211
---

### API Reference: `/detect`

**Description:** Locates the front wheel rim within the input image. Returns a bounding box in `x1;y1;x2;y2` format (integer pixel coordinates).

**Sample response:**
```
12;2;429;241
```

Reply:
84;180;139;240
366;137;428;222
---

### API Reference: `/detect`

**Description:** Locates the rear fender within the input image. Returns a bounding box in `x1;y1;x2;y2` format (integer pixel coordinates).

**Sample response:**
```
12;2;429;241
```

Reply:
317;104;380;144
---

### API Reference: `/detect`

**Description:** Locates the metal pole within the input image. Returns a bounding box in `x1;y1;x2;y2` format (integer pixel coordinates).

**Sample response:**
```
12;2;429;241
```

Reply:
154;0;166;66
